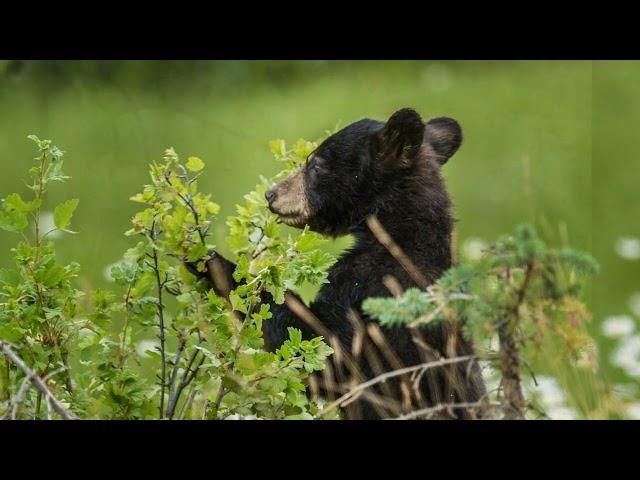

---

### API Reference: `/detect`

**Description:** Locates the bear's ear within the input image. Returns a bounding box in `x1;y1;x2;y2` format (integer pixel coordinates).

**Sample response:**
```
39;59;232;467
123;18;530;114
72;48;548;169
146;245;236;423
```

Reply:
424;117;462;165
374;108;425;169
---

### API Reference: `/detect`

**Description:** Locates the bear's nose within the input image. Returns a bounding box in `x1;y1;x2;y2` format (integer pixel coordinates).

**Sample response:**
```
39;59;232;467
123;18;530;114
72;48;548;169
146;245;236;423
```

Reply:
265;189;277;204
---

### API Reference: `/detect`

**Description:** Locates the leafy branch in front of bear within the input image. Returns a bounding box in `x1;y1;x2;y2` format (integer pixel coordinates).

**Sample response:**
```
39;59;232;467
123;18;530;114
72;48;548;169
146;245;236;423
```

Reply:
115;142;335;419
211;137;337;418
363;224;599;419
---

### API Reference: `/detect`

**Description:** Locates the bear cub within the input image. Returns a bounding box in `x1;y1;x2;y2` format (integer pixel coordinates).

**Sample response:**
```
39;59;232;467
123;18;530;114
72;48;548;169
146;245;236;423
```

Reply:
194;108;486;419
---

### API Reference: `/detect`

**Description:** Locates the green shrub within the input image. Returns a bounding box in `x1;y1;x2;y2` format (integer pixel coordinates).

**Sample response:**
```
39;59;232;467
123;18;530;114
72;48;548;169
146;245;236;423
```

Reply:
0;133;616;420
0;135;335;419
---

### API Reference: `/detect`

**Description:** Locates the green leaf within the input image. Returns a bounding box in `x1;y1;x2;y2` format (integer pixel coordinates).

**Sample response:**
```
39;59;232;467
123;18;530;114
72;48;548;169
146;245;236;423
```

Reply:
363;288;434;327
0;322;24;342
186;156;205;172
40;264;67;288
229;291;248;314
0;210;28;233
0;194;38;233
176;292;192;304
4;193;40;213
110;262;138;286
269;139;286;157
53;198;80;233
186;243;208;263
88;312;111;329
288;327;302;347
295;226;326;252
284;412;314;420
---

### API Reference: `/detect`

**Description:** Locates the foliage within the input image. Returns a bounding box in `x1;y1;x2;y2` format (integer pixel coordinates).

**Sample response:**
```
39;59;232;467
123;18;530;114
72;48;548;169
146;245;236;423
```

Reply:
0;136;81;417
0;135;335;419
0;132;625;420
363;224;600;418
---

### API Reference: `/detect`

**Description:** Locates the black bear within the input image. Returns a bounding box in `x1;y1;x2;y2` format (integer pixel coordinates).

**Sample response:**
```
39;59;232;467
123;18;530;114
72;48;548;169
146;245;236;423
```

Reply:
193;108;486;419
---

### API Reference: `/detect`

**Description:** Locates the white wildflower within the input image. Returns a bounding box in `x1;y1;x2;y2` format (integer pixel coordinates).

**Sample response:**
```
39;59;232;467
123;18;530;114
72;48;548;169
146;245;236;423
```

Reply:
547;406;578;420
615;237;640;260
223;414;261;420
624;403;640;419
535;376;566;407
601;315;636;338
37;211;63;240
610;334;640;377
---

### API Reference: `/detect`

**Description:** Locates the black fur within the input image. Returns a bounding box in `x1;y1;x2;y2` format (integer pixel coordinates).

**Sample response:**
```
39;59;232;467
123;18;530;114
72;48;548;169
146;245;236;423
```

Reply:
197;108;485;419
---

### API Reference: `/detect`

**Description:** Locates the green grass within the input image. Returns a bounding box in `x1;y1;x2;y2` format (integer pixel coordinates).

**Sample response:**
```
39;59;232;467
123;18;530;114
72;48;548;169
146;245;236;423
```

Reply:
0;60;637;416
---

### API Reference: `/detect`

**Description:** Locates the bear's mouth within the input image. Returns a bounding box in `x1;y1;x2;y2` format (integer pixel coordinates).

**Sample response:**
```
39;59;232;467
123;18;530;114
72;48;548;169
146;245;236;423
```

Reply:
274;211;308;228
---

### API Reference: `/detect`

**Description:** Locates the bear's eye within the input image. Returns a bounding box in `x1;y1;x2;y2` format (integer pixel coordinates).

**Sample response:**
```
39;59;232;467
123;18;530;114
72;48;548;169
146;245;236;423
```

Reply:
308;156;325;173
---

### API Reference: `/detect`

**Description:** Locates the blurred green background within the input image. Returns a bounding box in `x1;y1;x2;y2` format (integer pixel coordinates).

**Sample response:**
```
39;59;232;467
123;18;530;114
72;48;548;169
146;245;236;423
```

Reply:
0;60;637;414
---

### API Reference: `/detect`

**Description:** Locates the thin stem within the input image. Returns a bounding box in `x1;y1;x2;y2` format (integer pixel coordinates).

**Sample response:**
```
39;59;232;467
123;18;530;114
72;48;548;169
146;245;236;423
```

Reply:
40;228;60;241
391;401;493;420
168;353;205;420
4;375;31;420
34;150;47;250
212;384;228;417
61;354;73;393
163;173;207;245
177;381;198;420
165;336;186;418
34;391;42;419
150;221;167;419
169;337;204;408
0;356;10;402
117;281;135;369
210;299;257;419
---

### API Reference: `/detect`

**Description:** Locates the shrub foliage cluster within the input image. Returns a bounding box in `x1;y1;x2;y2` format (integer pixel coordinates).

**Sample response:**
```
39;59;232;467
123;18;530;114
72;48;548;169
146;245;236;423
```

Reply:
0;134;601;420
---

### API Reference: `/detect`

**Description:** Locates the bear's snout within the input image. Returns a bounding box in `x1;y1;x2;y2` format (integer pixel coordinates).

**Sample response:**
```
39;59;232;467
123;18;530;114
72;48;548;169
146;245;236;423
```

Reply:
263;170;312;228
265;188;277;205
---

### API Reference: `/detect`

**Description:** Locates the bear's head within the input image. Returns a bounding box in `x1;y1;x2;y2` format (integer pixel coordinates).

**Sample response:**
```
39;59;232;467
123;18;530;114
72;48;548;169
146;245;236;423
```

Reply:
265;108;462;237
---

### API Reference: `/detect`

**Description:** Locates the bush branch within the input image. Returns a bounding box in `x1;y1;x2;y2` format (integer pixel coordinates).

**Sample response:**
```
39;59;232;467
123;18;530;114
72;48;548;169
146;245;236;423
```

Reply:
0;341;74;420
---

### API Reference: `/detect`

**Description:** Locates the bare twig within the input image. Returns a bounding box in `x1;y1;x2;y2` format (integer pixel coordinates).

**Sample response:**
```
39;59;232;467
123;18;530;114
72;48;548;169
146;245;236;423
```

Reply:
320;355;475;415
391;401;495;420
382;274;404;298
0;341;74;420
366;215;429;290
366;322;414;411
284;293;368;389
4;375;32;420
